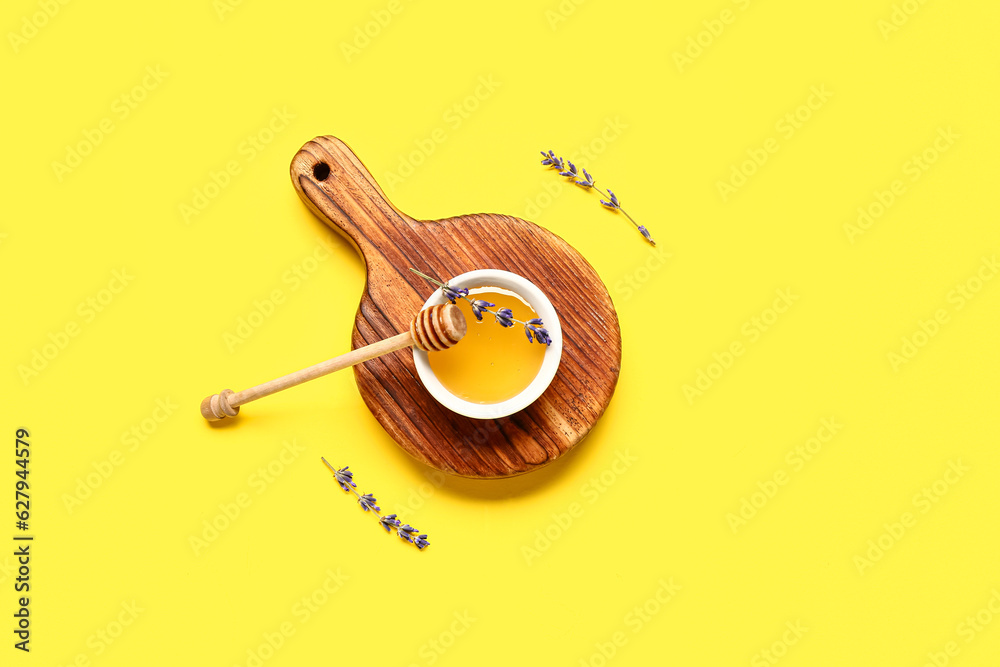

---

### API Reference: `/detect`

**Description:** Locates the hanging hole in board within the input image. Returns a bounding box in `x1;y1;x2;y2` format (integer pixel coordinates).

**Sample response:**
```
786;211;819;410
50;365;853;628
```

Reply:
313;162;331;181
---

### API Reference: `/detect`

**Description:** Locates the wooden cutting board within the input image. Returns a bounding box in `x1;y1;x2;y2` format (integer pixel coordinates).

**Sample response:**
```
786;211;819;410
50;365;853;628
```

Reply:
289;136;622;478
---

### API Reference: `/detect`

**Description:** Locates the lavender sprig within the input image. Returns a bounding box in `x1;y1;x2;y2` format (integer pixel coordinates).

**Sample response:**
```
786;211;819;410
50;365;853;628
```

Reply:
321;458;429;551
524;318;551;345
358;493;380;512
470;299;494;321
397;524;430;550
332;465;355;492
600;189;620;210
539;150;655;247
540;150;564;171
409;268;554;346
494;307;515;328
379;514;401;532
442;285;469;303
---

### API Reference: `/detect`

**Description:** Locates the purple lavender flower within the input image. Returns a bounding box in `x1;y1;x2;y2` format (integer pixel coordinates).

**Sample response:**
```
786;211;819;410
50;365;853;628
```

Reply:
600;189;621;210
524;318;552;346
396;522;430;549
494;307;514;328
470;299;495;322
540;150;565;172
638;226;654;244
396;524;430;549
398;524;418;543
332;464;355;492
442;285;469;304
575;168;594;189
379;513;401;533
358;493;380;512
559;161;578;178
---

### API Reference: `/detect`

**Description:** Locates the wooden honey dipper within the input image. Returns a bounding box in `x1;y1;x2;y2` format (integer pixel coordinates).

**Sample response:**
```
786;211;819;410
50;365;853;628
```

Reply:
200;303;466;421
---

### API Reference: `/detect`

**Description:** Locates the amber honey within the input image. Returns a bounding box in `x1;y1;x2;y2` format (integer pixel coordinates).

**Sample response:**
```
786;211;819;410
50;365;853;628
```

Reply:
428;287;547;404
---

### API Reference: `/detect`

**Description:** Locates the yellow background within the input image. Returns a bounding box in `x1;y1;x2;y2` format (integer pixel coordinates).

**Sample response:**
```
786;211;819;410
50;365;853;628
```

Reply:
3;0;999;665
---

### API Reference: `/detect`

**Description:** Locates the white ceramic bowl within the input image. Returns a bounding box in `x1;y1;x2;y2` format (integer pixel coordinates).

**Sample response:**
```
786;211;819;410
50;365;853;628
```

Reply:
413;269;563;419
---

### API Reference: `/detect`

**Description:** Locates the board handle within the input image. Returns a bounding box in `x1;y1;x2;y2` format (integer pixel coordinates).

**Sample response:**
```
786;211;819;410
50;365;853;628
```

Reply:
290;136;413;256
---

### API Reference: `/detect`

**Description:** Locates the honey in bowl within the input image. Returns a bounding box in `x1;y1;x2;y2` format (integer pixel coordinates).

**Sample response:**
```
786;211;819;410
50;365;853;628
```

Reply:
428;287;547;404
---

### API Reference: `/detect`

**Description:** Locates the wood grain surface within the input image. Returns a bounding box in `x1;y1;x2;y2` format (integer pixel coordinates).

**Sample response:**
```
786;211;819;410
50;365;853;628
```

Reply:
289;136;622;478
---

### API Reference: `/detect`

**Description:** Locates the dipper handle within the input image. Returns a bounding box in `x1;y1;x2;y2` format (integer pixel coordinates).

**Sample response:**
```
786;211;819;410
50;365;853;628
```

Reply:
201;303;466;421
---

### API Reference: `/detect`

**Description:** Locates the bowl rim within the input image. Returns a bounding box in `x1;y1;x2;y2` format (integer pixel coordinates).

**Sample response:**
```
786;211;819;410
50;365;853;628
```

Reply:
412;269;563;420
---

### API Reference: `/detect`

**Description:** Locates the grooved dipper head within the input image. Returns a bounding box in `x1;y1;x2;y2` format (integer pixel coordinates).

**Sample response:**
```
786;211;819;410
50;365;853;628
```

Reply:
411;304;467;352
